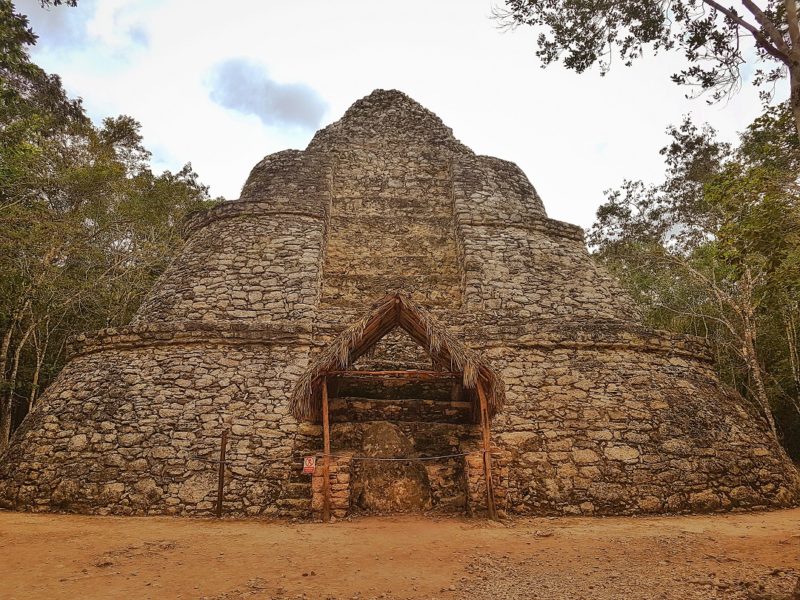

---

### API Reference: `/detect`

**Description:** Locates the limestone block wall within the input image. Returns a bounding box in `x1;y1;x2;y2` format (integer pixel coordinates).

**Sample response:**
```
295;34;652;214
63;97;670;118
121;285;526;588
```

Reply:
465;448;511;517
134;211;326;326
311;452;352;520
238;149;330;203
135;147;331;326
0;326;311;517
473;328;800;515
307;90;465;153
328;420;480;513
451;155;548;226
320;143;461;309
307;90;467;311
451;156;640;320
353;328;434;370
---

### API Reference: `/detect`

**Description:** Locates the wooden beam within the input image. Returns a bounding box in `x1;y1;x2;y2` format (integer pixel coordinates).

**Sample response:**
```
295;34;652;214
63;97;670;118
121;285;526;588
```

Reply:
477;381;498;521
329;370;460;380
322;377;331;523
330;397;473;410
348;312;397;363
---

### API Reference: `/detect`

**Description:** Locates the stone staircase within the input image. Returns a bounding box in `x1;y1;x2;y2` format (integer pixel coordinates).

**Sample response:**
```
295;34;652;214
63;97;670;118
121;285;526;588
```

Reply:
326;375;481;514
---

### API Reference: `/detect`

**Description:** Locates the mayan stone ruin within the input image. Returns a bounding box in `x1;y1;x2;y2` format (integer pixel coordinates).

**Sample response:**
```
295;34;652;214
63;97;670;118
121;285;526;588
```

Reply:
1;89;798;519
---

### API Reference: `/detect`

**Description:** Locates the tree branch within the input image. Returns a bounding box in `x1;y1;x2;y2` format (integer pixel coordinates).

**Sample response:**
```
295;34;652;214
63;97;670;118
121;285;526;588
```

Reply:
785;0;800;59
701;0;791;63
741;0;792;56
654;302;742;341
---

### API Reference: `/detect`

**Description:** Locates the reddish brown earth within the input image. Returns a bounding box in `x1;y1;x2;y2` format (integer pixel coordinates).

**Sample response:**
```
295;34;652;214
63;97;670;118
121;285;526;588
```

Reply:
1;508;799;599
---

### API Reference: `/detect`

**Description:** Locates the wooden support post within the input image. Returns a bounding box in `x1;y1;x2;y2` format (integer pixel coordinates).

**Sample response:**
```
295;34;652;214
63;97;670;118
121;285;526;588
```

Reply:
216;429;228;518
322;377;331;523
476;382;498;521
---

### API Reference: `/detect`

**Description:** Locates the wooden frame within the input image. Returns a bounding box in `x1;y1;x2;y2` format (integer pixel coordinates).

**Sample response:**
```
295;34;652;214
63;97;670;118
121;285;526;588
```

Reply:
318;370;498;522
328;370;459;380
290;293;505;424
477;380;498;520
322;378;331;523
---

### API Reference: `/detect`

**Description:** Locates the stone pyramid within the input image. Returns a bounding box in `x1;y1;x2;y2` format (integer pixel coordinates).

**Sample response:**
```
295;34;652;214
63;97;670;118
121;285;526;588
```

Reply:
0;89;797;517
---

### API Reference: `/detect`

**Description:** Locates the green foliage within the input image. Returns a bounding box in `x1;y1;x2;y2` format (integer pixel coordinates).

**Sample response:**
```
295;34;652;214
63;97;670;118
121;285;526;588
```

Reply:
498;0;800;139
0;1;219;444
590;103;800;458
500;0;789;95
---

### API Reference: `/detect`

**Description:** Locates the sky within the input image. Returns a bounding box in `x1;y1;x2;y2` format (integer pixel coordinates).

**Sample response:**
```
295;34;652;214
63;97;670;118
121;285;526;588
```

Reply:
17;0;788;228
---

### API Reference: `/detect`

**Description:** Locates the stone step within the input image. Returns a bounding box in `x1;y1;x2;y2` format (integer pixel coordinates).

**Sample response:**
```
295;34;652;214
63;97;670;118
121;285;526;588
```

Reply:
330;396;473;424
330;420;481;456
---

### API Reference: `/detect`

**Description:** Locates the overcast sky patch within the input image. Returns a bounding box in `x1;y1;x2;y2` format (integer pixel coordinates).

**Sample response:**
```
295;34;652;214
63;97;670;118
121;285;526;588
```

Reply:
20;0;786;225
18;0;150;54
16;0;96;49
208;58;327;130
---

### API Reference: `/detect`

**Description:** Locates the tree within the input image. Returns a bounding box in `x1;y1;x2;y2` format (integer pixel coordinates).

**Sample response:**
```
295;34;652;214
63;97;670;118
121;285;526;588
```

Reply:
497;1;800;142
0;1;219;448
589;103;800;456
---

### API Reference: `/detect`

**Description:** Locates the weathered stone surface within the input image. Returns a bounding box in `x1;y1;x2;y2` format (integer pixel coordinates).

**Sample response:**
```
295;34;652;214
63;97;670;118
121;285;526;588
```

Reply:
0;89;798;519
573;449;600;464
178;473;216;504
351;422;432;513
68;434;88;451
605;445;640;463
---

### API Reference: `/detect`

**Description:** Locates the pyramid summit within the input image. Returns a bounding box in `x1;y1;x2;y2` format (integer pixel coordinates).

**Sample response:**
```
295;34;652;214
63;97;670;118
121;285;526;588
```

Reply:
1;90;797;518
310;88;460;145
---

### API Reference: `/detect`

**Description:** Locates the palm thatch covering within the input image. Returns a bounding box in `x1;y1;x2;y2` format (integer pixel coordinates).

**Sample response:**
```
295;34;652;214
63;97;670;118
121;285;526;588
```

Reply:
290;292;506;422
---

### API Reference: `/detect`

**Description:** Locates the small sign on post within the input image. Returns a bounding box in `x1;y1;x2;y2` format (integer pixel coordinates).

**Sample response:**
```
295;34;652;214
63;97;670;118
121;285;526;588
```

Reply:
303;456;316;474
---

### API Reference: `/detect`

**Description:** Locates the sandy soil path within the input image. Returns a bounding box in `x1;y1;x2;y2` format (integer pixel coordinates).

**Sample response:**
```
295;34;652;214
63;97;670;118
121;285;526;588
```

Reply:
1;509;799;599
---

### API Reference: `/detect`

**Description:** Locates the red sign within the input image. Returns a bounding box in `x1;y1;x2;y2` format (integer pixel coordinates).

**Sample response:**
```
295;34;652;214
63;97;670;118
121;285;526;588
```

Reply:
303;456;316;474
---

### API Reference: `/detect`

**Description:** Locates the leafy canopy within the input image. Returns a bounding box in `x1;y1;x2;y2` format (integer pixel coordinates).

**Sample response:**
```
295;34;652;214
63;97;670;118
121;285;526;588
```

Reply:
0;0;219;444
499;1;800;139
589;103;800;455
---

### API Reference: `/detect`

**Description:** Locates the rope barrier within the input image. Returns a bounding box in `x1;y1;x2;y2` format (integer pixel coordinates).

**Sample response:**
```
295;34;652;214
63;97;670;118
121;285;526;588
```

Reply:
320;451;479;462
187;450;498;466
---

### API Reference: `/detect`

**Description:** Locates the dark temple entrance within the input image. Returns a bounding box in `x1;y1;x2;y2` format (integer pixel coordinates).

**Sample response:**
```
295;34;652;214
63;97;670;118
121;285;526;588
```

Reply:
328;371;479;514
290;293;506;521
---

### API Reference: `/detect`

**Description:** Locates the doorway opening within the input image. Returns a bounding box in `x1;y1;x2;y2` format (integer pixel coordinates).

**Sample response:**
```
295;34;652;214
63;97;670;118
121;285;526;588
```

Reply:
290;293;507;520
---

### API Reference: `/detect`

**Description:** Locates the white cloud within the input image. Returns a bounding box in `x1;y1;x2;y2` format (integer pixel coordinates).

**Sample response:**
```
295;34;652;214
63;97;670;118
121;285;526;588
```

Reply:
19;0;788;226
84;0;152;49
208;58;326;129
15;0;95;49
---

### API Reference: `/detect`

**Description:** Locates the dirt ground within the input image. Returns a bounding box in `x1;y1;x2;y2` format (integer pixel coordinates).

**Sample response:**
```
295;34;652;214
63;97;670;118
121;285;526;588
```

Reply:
1;509;799;600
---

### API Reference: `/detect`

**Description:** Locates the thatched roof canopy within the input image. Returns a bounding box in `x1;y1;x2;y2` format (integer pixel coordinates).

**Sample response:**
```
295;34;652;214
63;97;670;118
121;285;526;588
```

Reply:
290;293;505;423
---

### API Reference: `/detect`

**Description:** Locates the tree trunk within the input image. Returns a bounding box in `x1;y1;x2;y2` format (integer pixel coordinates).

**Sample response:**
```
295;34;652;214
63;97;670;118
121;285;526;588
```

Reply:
0;393;12;453
0;301;29;392
28;317;51;411
787;309;800;388
0;323;14;387
791;65;800;144
1;322;34;451
28;349;44;412
743;318;779;441
0;319;20;453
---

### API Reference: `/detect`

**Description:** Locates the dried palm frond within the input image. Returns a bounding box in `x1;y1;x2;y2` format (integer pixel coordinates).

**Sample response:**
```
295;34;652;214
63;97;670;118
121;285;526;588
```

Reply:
290;292;505;422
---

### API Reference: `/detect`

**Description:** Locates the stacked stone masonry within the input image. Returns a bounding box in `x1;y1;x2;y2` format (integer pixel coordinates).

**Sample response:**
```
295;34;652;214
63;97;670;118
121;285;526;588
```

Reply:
466;448;511;518
311;453;352;520
1;89;798;519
